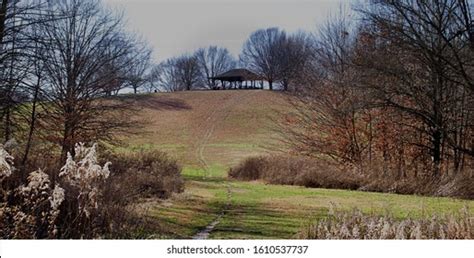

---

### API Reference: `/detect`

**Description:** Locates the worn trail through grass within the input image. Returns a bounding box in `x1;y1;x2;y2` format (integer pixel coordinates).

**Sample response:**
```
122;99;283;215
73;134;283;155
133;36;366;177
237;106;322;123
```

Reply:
192;91;253;239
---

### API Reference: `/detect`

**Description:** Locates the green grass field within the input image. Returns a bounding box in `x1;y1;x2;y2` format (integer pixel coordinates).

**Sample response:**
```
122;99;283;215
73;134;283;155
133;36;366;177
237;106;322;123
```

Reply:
124;90;473;239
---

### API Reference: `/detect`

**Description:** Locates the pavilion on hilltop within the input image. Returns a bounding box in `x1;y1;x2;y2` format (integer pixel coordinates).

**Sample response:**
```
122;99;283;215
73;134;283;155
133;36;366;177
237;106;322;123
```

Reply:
209;68;265;90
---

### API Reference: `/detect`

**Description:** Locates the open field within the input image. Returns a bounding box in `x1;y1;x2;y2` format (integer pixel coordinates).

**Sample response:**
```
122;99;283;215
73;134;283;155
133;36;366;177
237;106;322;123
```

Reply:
124;90;474;239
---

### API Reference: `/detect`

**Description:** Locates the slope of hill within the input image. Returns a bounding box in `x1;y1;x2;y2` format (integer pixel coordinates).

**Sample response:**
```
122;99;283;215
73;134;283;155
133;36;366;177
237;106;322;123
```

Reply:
123;90;289;169
122;90;473;239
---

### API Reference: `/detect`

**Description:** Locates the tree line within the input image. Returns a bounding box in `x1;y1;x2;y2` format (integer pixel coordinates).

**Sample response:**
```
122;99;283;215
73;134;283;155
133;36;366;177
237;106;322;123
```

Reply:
151;28;313;92
282;0;474;180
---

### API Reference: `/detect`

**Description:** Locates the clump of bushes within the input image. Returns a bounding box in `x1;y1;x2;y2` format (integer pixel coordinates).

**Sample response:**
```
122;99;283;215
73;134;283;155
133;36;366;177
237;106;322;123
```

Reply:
228;156;266;181
99;149;184;238
299;206;473;239
0;143;184;239
229;156;362;190
229;155;474;199
103;150;184;200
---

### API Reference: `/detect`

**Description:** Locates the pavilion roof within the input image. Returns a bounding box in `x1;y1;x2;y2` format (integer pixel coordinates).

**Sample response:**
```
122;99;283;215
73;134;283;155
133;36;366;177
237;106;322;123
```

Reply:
209;68;262;81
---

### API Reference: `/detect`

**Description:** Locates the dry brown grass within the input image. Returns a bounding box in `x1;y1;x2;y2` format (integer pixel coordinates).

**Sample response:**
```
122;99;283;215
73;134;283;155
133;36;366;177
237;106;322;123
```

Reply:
299;206;473;239
123;90;291;168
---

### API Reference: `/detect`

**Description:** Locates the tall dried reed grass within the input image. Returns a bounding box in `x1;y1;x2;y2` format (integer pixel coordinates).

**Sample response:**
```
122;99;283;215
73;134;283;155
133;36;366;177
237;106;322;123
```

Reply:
299;205;473;239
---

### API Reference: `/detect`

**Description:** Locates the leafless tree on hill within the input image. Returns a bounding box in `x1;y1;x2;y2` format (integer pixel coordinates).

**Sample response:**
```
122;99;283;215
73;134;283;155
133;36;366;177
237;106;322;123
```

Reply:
175;54;201;91
126;41;153;94
153;54;201;92
150;58;182;92
278;31;314;92
240;27;287;90
195;46;236;89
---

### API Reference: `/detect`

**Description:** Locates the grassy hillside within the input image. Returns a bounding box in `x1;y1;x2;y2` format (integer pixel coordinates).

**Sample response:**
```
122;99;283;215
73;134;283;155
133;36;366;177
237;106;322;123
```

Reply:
123;90;473;239
121;90;289;168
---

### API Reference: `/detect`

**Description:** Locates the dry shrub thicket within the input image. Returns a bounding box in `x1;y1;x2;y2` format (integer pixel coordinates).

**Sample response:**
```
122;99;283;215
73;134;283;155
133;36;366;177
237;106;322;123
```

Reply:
299;205;473;239
0;143;183;239
103;150;184;200
229;155;474;199
229;156;361;190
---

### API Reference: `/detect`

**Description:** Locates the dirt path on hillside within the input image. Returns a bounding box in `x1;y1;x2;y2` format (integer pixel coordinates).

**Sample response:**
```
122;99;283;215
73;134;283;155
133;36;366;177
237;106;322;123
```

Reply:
192;91;253;239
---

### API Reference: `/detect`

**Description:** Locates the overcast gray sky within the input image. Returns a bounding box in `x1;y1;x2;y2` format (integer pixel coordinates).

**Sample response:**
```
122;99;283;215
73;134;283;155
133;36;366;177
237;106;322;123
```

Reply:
103;0;352;63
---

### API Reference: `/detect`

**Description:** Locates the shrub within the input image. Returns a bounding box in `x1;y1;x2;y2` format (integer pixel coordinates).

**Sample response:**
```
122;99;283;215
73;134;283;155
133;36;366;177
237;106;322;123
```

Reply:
99;149;185;239
103;150;184;200
229;155;362;190
228;156;266;181
299;206;473;239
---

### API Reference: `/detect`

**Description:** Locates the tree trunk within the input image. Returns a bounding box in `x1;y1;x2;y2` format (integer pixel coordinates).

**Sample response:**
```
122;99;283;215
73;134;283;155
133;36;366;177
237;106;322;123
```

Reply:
268;80;273;90
60;116;75;164
432;129;442;178
21;76;41;172
282;80;289;91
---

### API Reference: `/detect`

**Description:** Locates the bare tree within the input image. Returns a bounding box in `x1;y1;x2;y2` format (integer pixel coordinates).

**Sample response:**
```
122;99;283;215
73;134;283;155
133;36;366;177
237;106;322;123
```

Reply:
126;41;152;94
240;27;287;90
175;54;201;91
19;22;49;171
152;54;202;92
0;0;48;142
97;61;126;96
37;0;139;161
195;46;236;89
281;8;366;169
278;32;314;91
356;0;474;176
150;58;182;92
